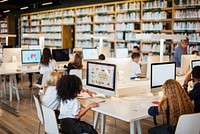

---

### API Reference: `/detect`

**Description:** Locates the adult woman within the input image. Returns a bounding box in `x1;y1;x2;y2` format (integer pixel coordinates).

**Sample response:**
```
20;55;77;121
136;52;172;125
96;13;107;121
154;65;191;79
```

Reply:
148;79;193;125
67;52;83;74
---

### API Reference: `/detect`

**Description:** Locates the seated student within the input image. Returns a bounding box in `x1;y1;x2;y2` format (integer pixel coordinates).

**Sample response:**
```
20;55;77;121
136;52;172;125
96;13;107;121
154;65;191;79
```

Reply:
148;51;154;56
38;48;58;84
130;52;141;79
148;79;193;125
183;66;200;112
99;54;105;60
133;46;140;53
192;50;200;59
67;52;83;74
57;75;99;134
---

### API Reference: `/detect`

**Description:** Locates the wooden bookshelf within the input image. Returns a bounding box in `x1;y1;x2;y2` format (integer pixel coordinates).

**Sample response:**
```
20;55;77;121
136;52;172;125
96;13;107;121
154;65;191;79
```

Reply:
20;0;200;59
0;18;8;46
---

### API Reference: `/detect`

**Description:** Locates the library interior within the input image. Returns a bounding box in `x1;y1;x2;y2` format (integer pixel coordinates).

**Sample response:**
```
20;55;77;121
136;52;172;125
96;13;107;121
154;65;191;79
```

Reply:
0;0;200;134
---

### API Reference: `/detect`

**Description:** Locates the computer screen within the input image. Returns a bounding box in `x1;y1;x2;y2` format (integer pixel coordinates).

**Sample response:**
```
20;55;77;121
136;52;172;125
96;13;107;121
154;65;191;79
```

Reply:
86;62;116;93
151;62;176;88
82;48;99;60
21;50;41;64
52;49;69;62
116;48;128;58
191;60;200;69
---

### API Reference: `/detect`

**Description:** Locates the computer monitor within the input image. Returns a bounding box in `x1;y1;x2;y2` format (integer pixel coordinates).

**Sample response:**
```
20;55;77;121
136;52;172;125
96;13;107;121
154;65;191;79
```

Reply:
86;62;116;96
151;62;176;88
116;48;128;58
181;55;196;75
191;60;200;69
21;50;41;64
3;48;22;63
52;49;70;62
82;48;99;60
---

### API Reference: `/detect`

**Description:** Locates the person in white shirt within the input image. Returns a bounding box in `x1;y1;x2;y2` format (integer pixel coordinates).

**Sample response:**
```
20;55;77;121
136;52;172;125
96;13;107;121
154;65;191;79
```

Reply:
57;75;99;134
37;48;58;84
130;52;142;79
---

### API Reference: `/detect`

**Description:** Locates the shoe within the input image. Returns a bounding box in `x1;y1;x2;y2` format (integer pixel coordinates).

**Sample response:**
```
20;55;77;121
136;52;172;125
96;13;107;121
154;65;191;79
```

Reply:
29;83;32;87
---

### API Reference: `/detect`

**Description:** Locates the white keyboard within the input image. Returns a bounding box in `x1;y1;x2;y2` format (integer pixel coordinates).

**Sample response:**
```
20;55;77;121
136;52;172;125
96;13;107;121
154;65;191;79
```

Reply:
88;98;106;103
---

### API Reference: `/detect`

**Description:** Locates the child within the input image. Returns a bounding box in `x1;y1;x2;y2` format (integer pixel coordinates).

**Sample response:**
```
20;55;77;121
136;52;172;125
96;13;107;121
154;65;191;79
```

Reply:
130;52;141;79
38;48;58;84
67;52;83;74
99;54;105;60
183;66;200;112
57;75;99;134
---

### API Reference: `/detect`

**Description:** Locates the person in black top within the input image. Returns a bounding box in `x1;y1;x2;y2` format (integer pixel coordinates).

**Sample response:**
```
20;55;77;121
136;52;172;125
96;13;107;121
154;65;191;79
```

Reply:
67;52;83;74
99;54;105;60
183;66;200;112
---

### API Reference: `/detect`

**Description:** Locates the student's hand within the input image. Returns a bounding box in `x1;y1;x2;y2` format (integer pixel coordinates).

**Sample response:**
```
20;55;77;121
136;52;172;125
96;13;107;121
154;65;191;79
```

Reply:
87;90;97;97
89;102;99;108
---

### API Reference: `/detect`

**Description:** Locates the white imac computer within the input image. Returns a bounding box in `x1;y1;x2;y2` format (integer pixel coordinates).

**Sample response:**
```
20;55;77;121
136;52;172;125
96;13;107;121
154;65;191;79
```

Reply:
151;62;176;88
3;48;22;63
191;60;200;69
116;48;128;58
86;62;116;96
180;55;196;75
21;50;41;64
82;48;99;60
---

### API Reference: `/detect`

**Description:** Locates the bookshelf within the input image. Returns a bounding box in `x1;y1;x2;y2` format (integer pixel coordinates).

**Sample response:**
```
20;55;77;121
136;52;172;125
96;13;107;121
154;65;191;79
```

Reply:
20;0;200;58
0;19;8;45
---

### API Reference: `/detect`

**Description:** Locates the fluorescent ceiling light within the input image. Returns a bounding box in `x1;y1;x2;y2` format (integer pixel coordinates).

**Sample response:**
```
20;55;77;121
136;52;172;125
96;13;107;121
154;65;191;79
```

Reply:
20;6;29;10
42;2;53;6
3;10;10;13
0;0;8;3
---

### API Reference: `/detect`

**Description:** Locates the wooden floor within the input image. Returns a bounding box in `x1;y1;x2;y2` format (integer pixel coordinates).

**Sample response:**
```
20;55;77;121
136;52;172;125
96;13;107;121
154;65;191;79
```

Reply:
0;76;157;134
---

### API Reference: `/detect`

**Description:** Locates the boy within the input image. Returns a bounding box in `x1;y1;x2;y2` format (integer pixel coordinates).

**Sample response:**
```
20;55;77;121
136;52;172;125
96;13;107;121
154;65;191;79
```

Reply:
183;66;200;112
130;52;141;79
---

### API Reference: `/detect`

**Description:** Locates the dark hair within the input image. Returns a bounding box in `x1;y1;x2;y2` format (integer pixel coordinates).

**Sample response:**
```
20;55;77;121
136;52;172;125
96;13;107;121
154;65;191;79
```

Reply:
192;66;200;80
133;46;140;51
99;54;105;60
192;50;199;55
40;48;53;66
131;52;140;59
72;53;83;69
56;75;82;101
181;37;189;44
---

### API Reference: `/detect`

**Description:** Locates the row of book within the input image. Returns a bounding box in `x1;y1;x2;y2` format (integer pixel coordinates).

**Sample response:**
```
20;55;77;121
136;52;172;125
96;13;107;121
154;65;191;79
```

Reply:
175;9;200;19
143;0;168;9
116;12;140;22
174;22;200;30
142;11;167;20
116;2;140;11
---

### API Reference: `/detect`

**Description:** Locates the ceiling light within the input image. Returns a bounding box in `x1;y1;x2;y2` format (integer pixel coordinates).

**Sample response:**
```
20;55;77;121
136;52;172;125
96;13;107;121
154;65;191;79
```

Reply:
3;10;10;13
20;6;29;10
0;0;8;3
42;2;53;6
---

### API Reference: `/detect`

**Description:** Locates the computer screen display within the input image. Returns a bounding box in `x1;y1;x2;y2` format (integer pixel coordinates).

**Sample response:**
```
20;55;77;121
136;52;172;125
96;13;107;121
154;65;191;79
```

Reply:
116;48;128;58
86;62;116;91
82;48;99;60
151;62;176;88
52;49;69;62
21;50;41;64
191;60;200;69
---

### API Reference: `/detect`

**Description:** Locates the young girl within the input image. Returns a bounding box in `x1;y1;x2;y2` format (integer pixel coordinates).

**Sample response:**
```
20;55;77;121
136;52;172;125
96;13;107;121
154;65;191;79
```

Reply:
57;75;99;134
38;48;57;84
67;52;83;74
148;79;193;125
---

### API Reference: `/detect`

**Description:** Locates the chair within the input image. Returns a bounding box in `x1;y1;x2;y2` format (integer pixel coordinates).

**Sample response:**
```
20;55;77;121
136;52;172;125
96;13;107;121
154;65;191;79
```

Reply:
175;113;200;134
70;69;82;79
33;95;44;134
41;105;60;134
31;72;50;101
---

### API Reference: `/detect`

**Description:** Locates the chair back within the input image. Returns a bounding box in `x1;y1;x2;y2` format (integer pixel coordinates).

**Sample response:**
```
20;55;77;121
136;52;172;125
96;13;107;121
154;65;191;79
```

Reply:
175;113;200;134
42;105;59;134
70;69;82;79
33;95;43;124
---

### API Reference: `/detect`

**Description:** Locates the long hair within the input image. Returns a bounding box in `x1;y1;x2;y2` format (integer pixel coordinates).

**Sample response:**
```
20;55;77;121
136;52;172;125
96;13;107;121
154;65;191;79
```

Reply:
158;79;194;125
46;71;61;86
72;53;83;69
40;48;53;66
56;75;82;101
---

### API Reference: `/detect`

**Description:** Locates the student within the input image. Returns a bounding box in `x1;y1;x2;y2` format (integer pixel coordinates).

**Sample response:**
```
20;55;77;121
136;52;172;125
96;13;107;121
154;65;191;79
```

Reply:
148;51;154;56
67;52;83;74
130;52;141;79
57;75;99;134
148;79;193;125
192;50;200;59
99;54;105;60
173;37;189;67
133;46;140;53
38;48;57;84
183;66;200;112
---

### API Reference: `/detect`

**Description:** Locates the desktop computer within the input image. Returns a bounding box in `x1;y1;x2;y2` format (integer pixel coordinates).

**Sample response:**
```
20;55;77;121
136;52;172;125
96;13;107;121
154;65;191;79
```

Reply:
21;50;41;64
180;55;196;75
82;48;99;60
151;62;176;88
191;60;200;69
52;49;70;62
3;48;22;63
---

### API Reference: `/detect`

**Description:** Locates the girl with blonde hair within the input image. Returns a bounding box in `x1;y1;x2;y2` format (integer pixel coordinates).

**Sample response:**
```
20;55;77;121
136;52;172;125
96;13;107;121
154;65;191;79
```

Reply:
148;79;194;125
